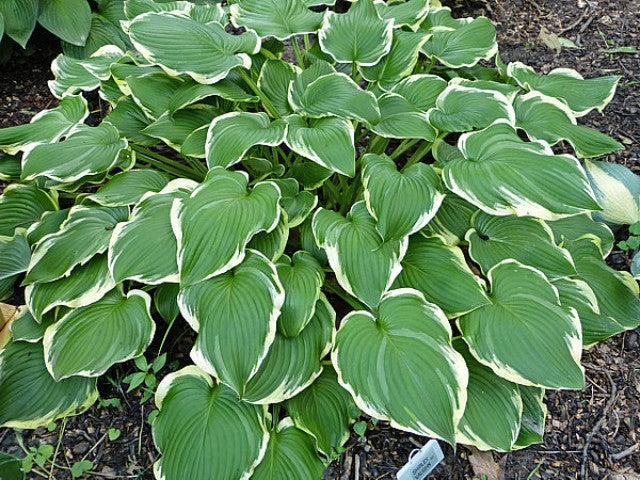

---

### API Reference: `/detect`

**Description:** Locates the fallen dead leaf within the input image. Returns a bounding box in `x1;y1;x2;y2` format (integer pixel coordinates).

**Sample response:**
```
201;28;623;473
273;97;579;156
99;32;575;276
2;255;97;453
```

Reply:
539;26;562;54
0;302;18;347
467;447;505;480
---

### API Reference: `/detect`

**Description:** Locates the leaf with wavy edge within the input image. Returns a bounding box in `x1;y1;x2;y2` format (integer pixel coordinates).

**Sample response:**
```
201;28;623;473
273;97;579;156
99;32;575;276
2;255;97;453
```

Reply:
230;0;323;40
0;231;30;300
374;0;429;29
88;169;170;207
370;93;436;141
584;159;640;225
513;386;547;449
390;74;447;111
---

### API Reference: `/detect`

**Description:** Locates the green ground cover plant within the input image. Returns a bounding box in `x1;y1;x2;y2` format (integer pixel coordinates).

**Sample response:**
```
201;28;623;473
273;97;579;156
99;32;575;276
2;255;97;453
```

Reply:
0;0;638;478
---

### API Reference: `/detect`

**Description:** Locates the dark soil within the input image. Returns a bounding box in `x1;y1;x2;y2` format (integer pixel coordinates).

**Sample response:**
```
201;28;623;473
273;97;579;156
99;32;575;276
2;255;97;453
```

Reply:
1;1;639;479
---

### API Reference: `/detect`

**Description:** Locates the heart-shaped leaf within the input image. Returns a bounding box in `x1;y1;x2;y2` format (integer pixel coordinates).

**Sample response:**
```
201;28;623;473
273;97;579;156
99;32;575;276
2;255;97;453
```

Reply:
230;0;323;40
87;169;170;207
584;159;640;225
370;93;436;140
38;0;91;45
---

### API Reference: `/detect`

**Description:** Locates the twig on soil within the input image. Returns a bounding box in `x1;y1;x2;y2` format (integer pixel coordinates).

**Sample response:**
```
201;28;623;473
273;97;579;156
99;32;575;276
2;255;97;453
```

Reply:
611;443;639;461
580;369;617;480
559;9;592;34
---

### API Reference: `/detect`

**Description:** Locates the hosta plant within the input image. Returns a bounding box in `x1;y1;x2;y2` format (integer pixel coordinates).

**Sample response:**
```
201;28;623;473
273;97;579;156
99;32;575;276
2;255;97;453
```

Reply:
1;0;638;477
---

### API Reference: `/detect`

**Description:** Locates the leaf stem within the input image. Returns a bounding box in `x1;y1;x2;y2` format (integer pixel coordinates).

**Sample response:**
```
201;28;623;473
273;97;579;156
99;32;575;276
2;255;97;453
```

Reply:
182;155;208;176
134;152;201;181
323;282;366;311
389;138;420;160
303;34;311;51
291;36;306;69
402;140;434;171
236;68;281;119
131;146;203;181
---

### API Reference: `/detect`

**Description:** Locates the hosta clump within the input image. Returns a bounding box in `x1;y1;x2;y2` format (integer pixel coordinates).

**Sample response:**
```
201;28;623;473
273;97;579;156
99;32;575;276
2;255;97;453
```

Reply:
0;0;638;477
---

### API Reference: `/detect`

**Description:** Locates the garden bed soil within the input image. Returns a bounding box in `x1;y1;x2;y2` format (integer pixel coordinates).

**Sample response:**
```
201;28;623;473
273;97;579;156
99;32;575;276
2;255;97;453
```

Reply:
1;1;639;478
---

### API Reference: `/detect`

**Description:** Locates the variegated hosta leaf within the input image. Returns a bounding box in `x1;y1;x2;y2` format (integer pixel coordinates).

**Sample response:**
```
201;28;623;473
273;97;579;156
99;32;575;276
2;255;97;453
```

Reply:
567;235;640;331
318;0;393;66
424;192;478;245
272;178;318;228
515;92;623;159
284;366;357;459
453;338;522;452
287;60;335;108
443;121;601;219
362;153;443;240
551;277;624;348
43;289;155;380
143;106;219;151
61;13;131;60
172;168;281;286
467;211;576;278
584;159;640;225
458;260;585;389
206;112;287;169
333;289;468;444
0;340;97;429
0;95;87;155
275;252;325;337
25;208;68;245
21;123;128;185
361;29;429;88
123;0;225;21
420;8;498;68
127;12;260;84
87;169;170;207
451;78;521;101
48;54;101;99
153;367;269;480
393;234;490;317
513;386;547;449
230;0;323;40
153;283;180;324
252;418;326;480
258;59;301;117
370;93;436;141
25;205;129;284
0;152;20;181
284;115;355;177
247;210;289;262
168;77;258;115
109;180;197;285
10;307;54;343
26;254;116;322
103;97;156;146
178;250;284;395
547;214;614;258
427;85;515;132
374;0;429;29
0;0;37;48
126;72;185;120
0;231;30;300
242;295;334;404
180;125;208;158
38;0;91;45
507;62;620;117
390;74;447;111
312;202;407;309
290;72;381;124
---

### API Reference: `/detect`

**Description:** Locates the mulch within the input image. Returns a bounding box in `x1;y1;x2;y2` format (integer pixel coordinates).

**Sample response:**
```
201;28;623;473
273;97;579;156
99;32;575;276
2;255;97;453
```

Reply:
1;1;639;478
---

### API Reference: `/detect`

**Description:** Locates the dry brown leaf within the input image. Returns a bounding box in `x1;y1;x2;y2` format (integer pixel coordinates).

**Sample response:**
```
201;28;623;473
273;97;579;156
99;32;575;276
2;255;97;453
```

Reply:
0;303;18;347
539;26;562;54
467;447;505;480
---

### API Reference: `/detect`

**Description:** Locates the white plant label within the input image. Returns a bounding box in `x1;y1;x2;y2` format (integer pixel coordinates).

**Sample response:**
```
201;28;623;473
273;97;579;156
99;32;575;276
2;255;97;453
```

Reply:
397;439;444;480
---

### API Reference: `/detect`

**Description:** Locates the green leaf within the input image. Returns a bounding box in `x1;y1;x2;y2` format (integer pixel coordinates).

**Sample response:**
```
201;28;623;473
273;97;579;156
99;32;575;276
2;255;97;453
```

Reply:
390;74;448;111
374;0;429;29
26;254;115;321
153;283;180;324
507;62;620;117
180;125;208;158
0;13;5;43
0;95;88;155
514;92;623;158
178;251;284;394
452;78;521;101
393;235;490;317
427;85;515;132
362;154;443;240
546;214;614;257
144;107;219;151
153;367;268;480
258;59;301;116
420;9;498;68
127;12;260;84
9;307;54;343
0;184;58;237
25;205;128;284
21;123;128;185
103;97;156;145
168;77;258;115
453;338;522;452
25;208;68;246
252;418;325;480
443;121;601;219
0;231;30;300
370;93;437;141
333;289;467;444
87;169;170;207
567;236;640;331
126;72;185;120
62;13;131;59
0;0;38;48
0;153;20;181
37;0;91;45
424;192;478;245
284;115;355;177
247;211;289;262
109;180;197;284
0;451;24;480
243;294;334;404
551;277;624;348
230;0;323;40
458;260;585;389
584;159;640;225
173;168;281;286
275;252;325;337
0;340;97;429
360;29;429;88
467;211;577;278
43;289;155;380
284;366;357;459
273;178;318;228
513;386;546;449
312;202;407;309
206;112;287;168
291;72;381;124
319;0;393;66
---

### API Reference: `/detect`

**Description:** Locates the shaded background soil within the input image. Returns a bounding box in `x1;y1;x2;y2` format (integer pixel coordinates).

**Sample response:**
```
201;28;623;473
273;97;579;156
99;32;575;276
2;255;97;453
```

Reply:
1;0;639;478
